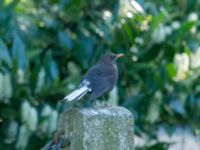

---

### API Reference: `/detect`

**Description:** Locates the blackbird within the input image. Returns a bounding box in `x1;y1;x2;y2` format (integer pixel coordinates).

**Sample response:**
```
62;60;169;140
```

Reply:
62;52;123;103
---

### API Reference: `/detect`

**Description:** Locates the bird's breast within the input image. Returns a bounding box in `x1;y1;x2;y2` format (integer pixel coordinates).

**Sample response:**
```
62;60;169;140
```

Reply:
84;63;118;92
104;64;118;91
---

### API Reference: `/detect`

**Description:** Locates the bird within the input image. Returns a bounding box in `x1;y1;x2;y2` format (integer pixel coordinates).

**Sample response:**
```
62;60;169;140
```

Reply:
61;52;123;103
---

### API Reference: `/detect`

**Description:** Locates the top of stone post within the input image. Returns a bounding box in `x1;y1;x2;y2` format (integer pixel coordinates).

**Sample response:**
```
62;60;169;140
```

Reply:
66;106;133;116
58;106;134;150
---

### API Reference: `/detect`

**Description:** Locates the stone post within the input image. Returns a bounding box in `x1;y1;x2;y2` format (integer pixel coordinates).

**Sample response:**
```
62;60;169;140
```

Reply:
57;106;134;150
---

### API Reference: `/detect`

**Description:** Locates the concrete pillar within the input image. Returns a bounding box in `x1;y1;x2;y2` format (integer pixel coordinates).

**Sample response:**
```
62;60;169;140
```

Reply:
57;106;134;150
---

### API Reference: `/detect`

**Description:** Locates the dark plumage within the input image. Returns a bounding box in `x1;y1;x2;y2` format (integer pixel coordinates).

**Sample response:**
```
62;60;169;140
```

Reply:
62;52;123;102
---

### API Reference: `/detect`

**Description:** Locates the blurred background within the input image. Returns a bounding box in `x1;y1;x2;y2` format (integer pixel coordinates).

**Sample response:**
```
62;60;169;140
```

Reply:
0;0;200;149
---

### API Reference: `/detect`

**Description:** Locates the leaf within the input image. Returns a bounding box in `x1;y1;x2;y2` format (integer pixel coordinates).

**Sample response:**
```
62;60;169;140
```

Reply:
172;21;196;40
166;63;176;78
0;39;11;65
141;142;171;150
49;60;58;79
58;31;73;50
149;14;165;32
11;36;27;70
146;95;162;124
122;22;135;43
170;99;185;115
81;36;94;56
44;52;59;80
27;49;42;60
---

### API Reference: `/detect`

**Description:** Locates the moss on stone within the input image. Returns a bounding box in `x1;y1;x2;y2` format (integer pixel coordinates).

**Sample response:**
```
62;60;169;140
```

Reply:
57;106;134;150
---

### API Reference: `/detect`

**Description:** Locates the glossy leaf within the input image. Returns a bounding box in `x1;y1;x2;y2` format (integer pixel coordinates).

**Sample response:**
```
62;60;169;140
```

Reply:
11;36;27;70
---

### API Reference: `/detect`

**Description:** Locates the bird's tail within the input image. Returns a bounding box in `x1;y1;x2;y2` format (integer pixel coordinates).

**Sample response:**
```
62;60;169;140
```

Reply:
61;86;91;102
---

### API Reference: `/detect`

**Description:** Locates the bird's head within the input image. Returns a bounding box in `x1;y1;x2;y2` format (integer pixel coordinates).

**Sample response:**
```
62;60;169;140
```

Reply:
98;52;124;65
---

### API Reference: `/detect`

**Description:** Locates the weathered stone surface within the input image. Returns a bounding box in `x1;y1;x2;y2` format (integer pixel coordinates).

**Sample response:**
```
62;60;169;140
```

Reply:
57;106;134;150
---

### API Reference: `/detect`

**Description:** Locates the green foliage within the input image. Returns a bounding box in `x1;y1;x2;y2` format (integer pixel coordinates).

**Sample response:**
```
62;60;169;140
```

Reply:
136;142;171;150
0;0;200;149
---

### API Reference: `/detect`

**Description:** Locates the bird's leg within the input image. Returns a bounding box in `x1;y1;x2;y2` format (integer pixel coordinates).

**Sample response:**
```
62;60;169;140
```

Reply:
93;100;97;107
103;96;109;107
104;101;108;107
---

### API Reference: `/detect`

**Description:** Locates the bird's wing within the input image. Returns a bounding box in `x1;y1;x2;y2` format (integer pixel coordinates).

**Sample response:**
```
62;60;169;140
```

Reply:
83;64;116;100
87;79;110;101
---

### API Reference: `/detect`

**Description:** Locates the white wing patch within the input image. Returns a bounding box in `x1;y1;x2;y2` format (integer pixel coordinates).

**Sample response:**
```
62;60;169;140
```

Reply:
63;80;92;102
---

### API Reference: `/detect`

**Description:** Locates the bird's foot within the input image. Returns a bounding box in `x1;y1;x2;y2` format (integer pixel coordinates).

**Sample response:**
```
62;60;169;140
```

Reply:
104;101;111;107
93;100;97;108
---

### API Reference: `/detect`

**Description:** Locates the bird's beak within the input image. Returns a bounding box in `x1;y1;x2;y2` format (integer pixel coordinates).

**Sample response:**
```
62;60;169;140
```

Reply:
116;53;124;59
